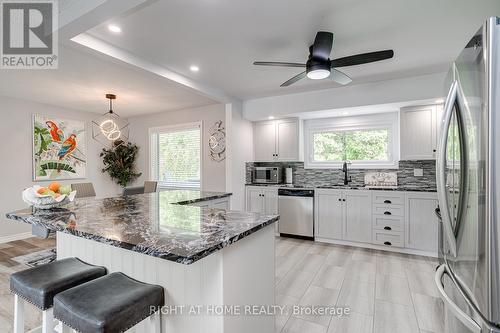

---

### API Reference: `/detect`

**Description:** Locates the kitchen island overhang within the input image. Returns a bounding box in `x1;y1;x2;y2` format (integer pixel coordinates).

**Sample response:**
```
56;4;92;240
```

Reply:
7;190;279;333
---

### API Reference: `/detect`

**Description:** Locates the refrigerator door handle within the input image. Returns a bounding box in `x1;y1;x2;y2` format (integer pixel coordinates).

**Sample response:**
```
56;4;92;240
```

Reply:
435;264;482;333
435;207;442;220
436;80;459;257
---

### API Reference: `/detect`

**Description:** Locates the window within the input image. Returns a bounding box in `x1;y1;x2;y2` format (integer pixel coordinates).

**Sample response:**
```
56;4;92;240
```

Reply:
305;113;399;169
150;123;202;189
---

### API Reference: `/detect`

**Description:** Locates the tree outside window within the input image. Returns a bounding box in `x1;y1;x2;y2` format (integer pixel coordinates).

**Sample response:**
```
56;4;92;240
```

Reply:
313;129;389;162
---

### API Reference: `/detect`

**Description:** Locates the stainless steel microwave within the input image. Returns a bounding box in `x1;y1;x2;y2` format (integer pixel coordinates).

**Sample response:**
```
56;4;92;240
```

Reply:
253;167;282;184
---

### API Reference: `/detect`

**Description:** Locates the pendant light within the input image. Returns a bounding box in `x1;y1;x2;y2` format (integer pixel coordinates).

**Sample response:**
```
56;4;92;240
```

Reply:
91;94;129;147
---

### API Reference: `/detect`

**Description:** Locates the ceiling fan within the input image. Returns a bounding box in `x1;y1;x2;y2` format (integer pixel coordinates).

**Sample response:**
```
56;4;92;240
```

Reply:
253;31;394;87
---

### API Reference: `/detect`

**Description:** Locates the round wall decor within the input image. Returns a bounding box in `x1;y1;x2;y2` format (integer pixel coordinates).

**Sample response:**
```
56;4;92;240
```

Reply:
209;120;226;162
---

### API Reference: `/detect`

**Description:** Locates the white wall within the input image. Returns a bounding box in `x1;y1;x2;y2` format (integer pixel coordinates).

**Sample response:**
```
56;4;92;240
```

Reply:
127;104;227;192
0;96;122;240
225;102;253;210
243;72;447;121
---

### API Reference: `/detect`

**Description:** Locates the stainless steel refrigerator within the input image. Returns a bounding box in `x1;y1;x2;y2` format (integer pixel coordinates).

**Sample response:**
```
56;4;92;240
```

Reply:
435;17;500;333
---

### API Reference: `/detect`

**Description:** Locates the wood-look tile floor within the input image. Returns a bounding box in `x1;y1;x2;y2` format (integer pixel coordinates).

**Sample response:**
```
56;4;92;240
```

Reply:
275;237;444;333
0;237;56;332
0;236;443;333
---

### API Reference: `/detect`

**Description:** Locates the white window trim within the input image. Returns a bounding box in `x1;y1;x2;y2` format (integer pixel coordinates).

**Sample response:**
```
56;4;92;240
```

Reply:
148;121;203;189
304;112;400;169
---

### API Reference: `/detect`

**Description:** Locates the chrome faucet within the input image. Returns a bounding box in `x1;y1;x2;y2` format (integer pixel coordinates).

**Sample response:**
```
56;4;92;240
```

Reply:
342;161;352;185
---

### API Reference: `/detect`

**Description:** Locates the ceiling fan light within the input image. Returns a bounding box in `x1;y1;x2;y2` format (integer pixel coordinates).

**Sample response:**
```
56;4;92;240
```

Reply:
307;69;330;80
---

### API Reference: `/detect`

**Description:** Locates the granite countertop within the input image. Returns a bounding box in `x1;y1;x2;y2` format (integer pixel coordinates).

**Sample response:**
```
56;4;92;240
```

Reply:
245;183;437;192
6;190;278;265
156;189;232;205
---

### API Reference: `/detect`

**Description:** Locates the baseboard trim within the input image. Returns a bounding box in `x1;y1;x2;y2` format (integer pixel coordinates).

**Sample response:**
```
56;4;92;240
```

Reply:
0;232;32;244
314;237;438;258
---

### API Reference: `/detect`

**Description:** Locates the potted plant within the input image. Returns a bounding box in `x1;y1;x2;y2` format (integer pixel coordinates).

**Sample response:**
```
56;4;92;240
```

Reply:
100;142;142;187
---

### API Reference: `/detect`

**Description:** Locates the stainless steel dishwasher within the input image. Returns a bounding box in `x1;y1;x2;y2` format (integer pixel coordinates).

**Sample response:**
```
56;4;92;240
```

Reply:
278;188;314;240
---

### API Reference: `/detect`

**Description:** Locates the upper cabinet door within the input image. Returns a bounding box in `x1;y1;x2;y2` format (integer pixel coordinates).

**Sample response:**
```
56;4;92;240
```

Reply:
276;119;299;161
254;121;276;162
343;191;372;243
400;105;437;160
253;118;301;162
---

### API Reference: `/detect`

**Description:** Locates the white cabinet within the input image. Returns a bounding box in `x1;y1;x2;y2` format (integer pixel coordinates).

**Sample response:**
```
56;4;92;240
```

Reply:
315;189;372;243
190;197;230;209
400;104;442;160
371;191;405;248
246;187;264;213
343;191;372;243
263;188;278;215
211;198;230;210
254;121;276;162
245;186;279;233
405;192;439;252
316;189;438;256
246;187;278;214
315;190;343;240
253;118;301;162
276;119;300;161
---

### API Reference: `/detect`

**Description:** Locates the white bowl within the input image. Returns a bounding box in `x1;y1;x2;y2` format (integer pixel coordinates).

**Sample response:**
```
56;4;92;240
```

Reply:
22;186;76;209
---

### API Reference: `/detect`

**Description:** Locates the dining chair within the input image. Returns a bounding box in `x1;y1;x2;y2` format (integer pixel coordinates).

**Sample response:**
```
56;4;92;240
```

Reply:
122;186;145;196
71;183;96;198
144;181;158;193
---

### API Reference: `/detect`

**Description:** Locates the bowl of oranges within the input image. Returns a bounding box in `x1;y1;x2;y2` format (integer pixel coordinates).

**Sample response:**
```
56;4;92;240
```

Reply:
22;182;77;209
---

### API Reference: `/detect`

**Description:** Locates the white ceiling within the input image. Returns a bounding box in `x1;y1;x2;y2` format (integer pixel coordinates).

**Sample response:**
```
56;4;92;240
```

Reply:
0;44;217;117
85;0;500;99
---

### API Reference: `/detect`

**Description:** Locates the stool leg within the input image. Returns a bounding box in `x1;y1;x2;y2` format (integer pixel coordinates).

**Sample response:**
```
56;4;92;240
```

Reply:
42;308;54;333
149;311;161;333
13;295;24;333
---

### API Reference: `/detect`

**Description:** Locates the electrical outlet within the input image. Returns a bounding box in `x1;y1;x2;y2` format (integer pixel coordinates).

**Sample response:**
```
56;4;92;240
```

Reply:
414;168;424;177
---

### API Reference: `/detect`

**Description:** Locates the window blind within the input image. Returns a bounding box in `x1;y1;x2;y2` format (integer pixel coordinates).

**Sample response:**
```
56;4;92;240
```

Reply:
150;124;201;189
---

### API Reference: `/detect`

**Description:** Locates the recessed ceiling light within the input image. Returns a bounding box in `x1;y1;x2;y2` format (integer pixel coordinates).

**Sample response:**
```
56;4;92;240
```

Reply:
108;24;121;33
435;98;444;104
340;111;349;116
190;65;199;72
268;116;275;120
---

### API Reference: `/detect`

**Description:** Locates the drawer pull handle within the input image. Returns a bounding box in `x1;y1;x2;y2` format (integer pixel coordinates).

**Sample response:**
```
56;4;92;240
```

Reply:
384;241;392;246
384;211;392;215
384;226;392;230
384;200;392;204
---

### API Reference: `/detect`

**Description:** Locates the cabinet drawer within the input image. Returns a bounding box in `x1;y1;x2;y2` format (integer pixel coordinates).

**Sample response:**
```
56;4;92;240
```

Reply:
372;215;405;232
372;192;405;205
372;204;405;217
372;230;404;248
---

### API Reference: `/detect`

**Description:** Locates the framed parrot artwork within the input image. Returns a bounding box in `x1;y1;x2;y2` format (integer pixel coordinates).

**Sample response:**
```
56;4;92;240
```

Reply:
32;114;87;181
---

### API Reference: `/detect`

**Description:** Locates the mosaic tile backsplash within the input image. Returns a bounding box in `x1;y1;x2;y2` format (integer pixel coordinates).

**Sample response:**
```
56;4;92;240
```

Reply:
245;160;436;189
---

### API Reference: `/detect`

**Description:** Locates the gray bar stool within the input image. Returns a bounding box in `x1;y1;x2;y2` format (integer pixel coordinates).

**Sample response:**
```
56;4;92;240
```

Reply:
10;257;106;333
54;272;165;333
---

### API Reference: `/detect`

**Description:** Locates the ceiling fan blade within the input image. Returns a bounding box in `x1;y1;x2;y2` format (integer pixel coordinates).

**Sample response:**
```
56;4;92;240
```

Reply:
280;71;307;87
330;69;352;85
331;50;394;67
253;61;306;68
312;31;333;60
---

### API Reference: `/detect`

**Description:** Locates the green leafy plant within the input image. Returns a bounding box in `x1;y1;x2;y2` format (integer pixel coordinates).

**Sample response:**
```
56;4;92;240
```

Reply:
34;124;51;157
39;161;76;176
100;142;142;187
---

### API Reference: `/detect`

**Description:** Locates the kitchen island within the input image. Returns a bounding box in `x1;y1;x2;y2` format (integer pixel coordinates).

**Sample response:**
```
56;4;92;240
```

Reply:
7;190;278;333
